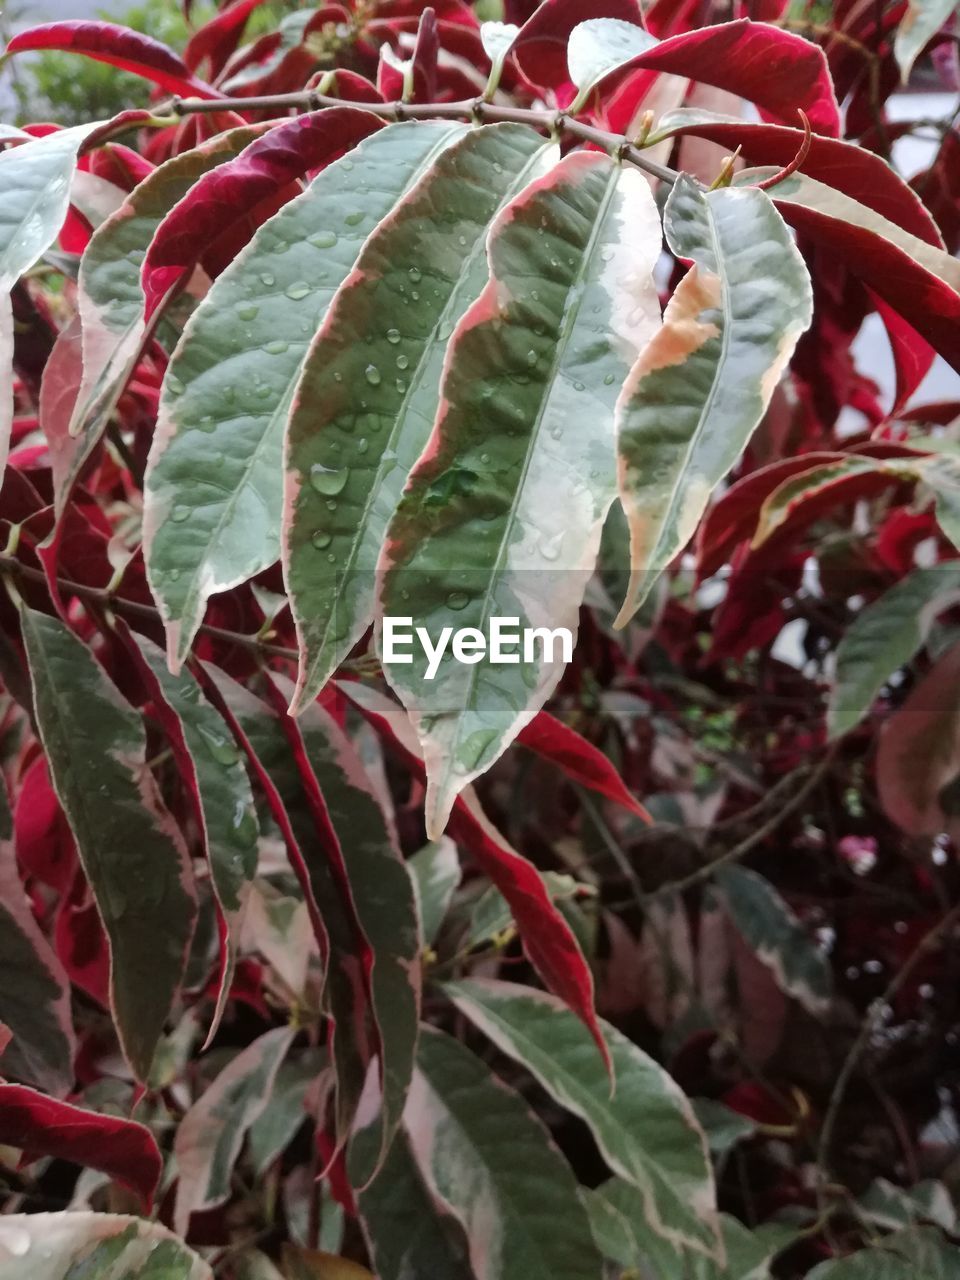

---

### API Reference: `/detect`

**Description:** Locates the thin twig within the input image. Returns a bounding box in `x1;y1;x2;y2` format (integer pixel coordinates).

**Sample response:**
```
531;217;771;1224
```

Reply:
169;91;687;186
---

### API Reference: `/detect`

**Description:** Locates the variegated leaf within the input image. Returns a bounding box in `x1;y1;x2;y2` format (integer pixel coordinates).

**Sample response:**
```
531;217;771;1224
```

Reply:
615;175;812;625
0;1213;212;1280
380;150;662;838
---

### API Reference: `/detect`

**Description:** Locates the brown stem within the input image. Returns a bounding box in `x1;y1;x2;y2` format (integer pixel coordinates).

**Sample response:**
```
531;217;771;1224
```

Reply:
168;91;687;186
0;552;298;662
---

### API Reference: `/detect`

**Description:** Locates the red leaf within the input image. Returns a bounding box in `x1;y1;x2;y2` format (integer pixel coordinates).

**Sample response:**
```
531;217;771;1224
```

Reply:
339;681;609;1069
184;0;269;77
0;1083;162;1209
15;756;76;894
140;107;383;320
4;22;218;99
595;21;841;137
518;711;651;821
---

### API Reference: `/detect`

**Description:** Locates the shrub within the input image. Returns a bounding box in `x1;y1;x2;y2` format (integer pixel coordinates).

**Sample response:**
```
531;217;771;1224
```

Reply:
0;1;959;1276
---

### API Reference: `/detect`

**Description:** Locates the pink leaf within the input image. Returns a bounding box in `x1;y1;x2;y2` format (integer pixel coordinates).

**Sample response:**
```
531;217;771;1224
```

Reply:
140;107;382;320
0;1084;162;1210
4;22;218;99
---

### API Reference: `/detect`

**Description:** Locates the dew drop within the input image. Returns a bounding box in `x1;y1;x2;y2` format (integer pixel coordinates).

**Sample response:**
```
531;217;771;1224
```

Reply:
310;463;349;495
341;158;354;171
408;266;422;283
171;504;190;523
199;723;241;765
365;364;382;386
603;373;616;385
264;339;289;355
387;328;401;344
312;530;332;550
550;424;563;440
357;437;369;454
310;229;338;249
286;282;311;300
169;568;180;582
574;380;585;391
260;272;275;287
327;552;336;563
326;498;338;511
236;302;258;321
166;375;184;397
526;350;537;367
344;210;364;226
446;590;469;611
538;529;564;561
396;354;409;370
396;378;407;393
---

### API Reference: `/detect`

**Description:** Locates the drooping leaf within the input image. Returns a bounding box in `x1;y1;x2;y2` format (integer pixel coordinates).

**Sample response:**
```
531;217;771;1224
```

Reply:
354;1122;472;1279
281;677;421;1185
829;565;960;737
894;0;959;82
21;608;197;1081
68;123;266;466
0;1085;161;1210
566;18;658;109
876;640;960;840
3;21;218;97
0;122;105;473
615;175;812;626
714;866;831;1016
0;776;75;1097
201;667;371;1145
338;680;606;1056
408;837;461;947
183;0;270;77
140;108;383;322
518;710;650;818
145;121;464;670
285;123;556;705
379;150;662;838
406;1025;603;1280
0;1213;212;1280
857;1177;957;1234
742;168;960;375
446;976;722;1260
174;1025;295;1235
121;626;259;1041
247;1048;326;1175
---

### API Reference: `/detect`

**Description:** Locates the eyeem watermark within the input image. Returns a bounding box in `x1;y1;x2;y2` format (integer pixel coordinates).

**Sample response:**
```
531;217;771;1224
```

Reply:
382;616;573;680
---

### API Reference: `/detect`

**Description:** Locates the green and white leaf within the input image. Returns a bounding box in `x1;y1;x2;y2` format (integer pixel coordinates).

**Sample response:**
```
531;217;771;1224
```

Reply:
406;1026;602;1280
68;125;263;506
894;0;960;82
567;19;658;110
809;1227;960;1278
174;1025;295;1234
830;565;960;737
857;1178;957;1234
0;122;104;472
409;837;461;947
615;175;812;625
445;976;722;1260
0;1213;212;1280
285;123;555;705
145;121;465;671
128;632;259;1038
22;608;197;1082
248;1049;326;1175
380;151;662;838
715;866;832;1015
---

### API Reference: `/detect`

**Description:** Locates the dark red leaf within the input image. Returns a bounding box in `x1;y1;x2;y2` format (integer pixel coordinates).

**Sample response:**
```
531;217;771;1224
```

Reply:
0;1083;161;1209
141;107;382;320
513;0;644;95
184;0;269;77
4;22;218;99
518;711;651;821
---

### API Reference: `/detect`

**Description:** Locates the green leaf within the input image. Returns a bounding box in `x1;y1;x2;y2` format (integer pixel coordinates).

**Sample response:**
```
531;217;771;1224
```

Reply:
445;976;722;1260
247;1049;326;1175
829;565;960;738
123;629;258;1039
0;778;75;1097
174;1025;295;1235
21;608;197;1082
714;866;831;1015
380;151;662;838
918;452;960;549
407;1026;603;1280
65;126;264;512
0;1213;212;1280
285;123;555;705
691;1098;757;1155
409;837;461;947
354;1125;472;1280
0;122;104;473
809;1227;960;1278
894;0;959;81
291;688;421;1185
465;871;586;950
615;175;812;626
145;121;465;671
857;1178;957;1234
